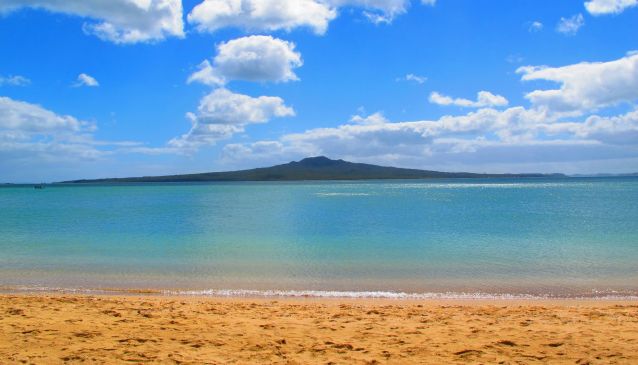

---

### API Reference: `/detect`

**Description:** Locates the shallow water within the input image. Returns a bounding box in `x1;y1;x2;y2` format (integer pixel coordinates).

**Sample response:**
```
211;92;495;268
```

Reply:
1;177;637;298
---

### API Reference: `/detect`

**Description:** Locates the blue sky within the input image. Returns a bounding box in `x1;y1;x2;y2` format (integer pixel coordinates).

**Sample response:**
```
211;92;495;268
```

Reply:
1;0;637;182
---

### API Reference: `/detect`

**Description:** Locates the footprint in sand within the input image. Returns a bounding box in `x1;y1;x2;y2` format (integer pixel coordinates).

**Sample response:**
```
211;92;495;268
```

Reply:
73;331;101;339
496;340;517;347
454;349;484;357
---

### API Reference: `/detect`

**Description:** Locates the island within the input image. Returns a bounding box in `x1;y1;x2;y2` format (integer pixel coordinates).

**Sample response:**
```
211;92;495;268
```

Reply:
62;156;564;183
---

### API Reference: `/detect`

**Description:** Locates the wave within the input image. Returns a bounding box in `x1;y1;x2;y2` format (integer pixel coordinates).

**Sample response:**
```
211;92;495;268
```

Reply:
3;286;637;300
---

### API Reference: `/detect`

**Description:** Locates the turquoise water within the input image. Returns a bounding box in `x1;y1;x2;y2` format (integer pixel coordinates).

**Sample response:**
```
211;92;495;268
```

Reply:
1;178;637;298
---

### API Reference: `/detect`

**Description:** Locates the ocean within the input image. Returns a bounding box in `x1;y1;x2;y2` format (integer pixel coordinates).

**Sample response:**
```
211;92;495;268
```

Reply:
1;177;637;299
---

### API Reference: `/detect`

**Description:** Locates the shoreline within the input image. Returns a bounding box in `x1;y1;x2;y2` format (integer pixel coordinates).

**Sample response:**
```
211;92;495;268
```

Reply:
4;292;638;306
3;285;638;301
2;293;637;364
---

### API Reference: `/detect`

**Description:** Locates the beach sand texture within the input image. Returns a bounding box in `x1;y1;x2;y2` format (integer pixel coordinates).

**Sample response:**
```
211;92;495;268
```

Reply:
1;295;637;364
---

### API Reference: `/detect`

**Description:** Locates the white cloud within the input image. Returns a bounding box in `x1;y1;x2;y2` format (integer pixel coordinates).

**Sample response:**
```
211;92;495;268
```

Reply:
188;0;336;35
220;54;638;171
188;35;302;86
350;111;389;124
0;98;157;180
188;0;435;34
0;75;30;86
341;0;434;24
528;21;543;32
169;88;295;150
517;53;638;114
187;61;225;87
397;73;427;84
221;105;638;173
0;96;87;133
194;88;294;125
585;0;638;15
0;0;184;44
429;91;509;108
0;96;139;170
556;13;585;35
335;0;436;24
73;73;99;87
571;109;638;145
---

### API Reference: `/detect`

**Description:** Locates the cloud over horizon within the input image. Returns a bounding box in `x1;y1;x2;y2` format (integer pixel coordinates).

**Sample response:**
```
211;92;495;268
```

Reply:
219;53;638;173
0;96;144;172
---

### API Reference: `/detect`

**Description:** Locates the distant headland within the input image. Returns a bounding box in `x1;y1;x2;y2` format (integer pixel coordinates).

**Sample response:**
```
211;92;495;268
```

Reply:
61;156;565;183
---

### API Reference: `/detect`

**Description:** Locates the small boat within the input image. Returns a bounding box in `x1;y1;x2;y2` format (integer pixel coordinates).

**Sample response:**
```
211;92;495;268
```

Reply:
34;184;45;189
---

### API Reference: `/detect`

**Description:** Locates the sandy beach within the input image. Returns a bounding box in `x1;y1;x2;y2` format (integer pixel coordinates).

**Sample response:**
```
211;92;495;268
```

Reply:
0;294;636;364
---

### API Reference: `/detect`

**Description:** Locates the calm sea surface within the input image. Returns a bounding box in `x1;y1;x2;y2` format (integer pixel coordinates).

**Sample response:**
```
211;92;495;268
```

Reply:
1;178;637;298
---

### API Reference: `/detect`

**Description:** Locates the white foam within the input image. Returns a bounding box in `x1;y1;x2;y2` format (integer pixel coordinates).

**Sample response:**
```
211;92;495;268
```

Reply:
160;289;638;300
4;286;637;300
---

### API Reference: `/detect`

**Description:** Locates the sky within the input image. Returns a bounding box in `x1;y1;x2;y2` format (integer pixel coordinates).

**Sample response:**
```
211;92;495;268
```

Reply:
1;0;638;182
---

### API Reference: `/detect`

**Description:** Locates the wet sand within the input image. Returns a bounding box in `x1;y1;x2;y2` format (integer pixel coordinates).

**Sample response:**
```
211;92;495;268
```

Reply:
1;294;637;364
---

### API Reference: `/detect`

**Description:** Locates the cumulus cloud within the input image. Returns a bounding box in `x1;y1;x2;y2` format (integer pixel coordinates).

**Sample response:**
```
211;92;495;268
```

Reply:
188;35;302;86
585;0;638;15
193;89;294;125
0;0;184;44
517;53;638;114
187;0;435;34
429;91;509;108
188;0;336;35
73;73;99;87
221;104;638;173
556;14;585;35
169;88;295;150
0;75;30;87
558;109;638;145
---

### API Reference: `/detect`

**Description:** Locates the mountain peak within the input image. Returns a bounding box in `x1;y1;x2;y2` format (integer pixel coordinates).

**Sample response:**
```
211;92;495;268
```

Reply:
296;156;344;167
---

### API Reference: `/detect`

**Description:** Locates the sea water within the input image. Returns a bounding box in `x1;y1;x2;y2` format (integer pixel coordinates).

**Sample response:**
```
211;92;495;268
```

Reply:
1;177;637;299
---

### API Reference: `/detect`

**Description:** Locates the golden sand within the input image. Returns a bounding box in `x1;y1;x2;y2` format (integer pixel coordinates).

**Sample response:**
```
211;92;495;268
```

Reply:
1;294;637;364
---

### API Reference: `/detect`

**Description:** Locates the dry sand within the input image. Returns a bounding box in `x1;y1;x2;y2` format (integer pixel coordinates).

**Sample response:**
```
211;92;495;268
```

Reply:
1;294;637;364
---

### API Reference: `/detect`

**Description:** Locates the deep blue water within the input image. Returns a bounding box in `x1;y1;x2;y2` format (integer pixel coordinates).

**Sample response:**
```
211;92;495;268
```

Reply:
1;178;637;298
